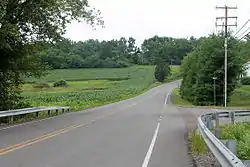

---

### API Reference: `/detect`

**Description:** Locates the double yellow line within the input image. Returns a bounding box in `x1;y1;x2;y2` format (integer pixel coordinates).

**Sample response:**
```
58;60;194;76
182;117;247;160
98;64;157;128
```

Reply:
0;124;86;156
0;102;139;156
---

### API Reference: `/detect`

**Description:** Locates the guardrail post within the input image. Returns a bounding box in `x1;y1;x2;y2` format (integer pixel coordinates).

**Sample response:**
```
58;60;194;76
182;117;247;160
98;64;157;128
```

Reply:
9;116;14;124
230;112;235;124
48;110;51;115
214;128;221;139
62;109;65;114
206;118;214;130
36;112;39;117
215;113;220;128
226;140;237;155
67;108;70;112
56;109;58;115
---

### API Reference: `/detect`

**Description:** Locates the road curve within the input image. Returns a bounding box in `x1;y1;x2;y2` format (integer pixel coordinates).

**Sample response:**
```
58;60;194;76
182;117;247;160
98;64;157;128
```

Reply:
0;81;193;167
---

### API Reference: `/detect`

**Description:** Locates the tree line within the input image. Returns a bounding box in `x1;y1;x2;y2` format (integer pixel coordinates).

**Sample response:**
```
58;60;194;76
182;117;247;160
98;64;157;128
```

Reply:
39;36;197;69
2;0;250;110
180;33;250;106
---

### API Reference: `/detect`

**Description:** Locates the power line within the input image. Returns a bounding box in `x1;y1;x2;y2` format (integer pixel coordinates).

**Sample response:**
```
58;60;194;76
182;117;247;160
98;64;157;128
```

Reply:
233;19;250;37
236;26;250;39
239;31;250;41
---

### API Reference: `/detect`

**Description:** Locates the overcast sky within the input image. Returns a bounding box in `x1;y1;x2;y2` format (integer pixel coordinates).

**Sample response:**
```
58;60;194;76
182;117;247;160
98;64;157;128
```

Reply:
64;0;250;45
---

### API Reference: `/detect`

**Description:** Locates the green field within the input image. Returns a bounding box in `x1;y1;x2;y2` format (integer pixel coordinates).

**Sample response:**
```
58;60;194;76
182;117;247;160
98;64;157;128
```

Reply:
172;86;250;108
23;66;156;110
23;65;181;111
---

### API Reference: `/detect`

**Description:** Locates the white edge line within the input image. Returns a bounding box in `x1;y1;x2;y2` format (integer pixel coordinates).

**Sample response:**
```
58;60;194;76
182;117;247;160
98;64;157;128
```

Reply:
164;93;170;106
141;122;160;167
141;92;169;167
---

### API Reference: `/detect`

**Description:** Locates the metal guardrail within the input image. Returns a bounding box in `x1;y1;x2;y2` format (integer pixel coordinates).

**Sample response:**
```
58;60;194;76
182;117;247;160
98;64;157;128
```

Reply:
197;110;250;167
0;106;71;124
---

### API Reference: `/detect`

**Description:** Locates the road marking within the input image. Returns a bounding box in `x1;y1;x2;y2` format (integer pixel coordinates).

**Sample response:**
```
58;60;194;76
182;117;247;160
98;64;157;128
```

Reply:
0;101;139;155
141;92;169;167
0;89;162;155
164;93;169;105
142;122;160;167
0;124;86;155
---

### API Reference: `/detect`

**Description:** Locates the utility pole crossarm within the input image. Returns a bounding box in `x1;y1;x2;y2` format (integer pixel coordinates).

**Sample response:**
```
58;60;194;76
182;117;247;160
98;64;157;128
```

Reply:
216;6;237;9
216;24;238;27
216;16;238;19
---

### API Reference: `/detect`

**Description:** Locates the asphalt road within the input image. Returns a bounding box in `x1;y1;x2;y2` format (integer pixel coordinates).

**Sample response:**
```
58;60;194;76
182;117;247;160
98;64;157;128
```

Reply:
0;81;195;167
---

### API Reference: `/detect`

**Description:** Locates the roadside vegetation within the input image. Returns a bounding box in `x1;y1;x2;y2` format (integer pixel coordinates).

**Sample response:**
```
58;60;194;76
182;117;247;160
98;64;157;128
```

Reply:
188;122;250;160
172;87;250;108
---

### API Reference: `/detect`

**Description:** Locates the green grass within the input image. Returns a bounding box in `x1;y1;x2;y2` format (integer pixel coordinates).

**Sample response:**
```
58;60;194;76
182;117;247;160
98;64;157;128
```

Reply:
189;130;208;155
22;66;156;110
229;85;250;108
25;66;150;83
189;123;250;159
171;88;193;106
166;65;181;82
22;65;180;111
220;122;250;160
171;86;250;108
22;80;114;94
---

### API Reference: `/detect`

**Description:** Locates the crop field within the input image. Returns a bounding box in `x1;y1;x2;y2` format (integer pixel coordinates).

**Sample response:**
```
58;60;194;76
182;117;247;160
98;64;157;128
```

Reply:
23;66;161;110
23;65;180;110
25;66;154;83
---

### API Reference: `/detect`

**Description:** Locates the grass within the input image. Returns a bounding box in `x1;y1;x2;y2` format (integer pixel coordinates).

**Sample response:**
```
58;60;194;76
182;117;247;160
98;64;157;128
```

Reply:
25;66;151;83
228;85;250;108
220;122;250;160
166;65;181;82
171;86;250;108
171;88;193;106
189;130;208;155
189;123;250;160
23;66;155;110
21;65;179;111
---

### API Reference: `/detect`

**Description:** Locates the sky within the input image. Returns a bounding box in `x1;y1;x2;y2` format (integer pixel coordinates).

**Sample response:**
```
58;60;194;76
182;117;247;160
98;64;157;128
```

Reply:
64;0;250;46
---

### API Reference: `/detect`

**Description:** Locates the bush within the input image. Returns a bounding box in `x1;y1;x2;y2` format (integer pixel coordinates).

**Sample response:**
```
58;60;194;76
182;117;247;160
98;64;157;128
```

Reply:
154;62;170;82
33;82;50;89
53;80;68;87
241;77;250;85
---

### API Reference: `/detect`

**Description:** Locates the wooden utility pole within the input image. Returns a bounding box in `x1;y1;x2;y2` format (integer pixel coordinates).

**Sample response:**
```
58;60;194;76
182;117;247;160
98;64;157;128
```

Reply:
215;6;237;108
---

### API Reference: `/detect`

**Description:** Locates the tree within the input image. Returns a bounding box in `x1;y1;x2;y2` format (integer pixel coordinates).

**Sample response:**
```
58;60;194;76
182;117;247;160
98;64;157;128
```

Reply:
141;36;194;65
180;34;244;106
0;0;103;110
154;62;170;82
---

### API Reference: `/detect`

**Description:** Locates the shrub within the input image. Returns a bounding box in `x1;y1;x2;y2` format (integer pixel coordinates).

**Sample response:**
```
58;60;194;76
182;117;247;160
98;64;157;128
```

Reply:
33;82;50;89
53;80;68;87
154;62;170;82
241;77;250;85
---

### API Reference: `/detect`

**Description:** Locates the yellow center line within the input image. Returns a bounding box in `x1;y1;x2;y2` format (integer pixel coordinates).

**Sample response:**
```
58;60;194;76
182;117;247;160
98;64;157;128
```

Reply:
0;124;86;156
0;101;140;156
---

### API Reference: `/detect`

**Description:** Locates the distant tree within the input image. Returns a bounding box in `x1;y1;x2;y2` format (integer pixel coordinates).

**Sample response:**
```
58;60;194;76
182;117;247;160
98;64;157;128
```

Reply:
154;62;170;82
141;36;194;65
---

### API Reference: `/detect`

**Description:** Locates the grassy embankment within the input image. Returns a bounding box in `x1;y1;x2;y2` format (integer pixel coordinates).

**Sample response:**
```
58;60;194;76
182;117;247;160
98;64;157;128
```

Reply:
171;86;250;108
189;122;250;160
172;86;250;159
